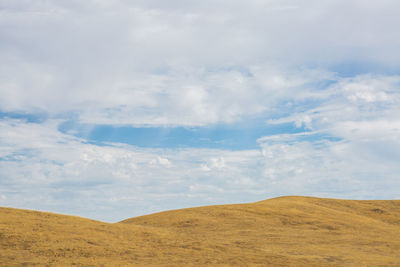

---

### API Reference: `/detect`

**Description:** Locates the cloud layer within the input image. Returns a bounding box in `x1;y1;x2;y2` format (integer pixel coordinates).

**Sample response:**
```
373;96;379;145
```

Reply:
1;0;400;221
2;0;400;125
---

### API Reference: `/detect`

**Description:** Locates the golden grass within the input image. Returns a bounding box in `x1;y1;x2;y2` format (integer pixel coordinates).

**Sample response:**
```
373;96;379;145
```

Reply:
1;196;400;266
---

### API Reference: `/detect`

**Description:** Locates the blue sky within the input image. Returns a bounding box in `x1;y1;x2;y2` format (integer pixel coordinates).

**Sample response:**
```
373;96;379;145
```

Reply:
58;118;309;150
1;0;400;222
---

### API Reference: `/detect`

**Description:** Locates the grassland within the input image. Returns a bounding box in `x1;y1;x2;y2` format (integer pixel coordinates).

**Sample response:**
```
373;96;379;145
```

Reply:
1;196;400;266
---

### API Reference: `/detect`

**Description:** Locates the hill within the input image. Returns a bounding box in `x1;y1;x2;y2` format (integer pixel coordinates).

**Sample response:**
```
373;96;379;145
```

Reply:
1;196;400;266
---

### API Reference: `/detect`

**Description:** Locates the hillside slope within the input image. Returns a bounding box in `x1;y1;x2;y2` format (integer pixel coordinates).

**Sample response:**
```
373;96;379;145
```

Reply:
1;196;400;266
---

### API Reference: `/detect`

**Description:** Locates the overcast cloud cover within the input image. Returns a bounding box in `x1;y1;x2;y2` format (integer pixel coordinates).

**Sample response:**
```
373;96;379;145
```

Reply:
1;0;400;222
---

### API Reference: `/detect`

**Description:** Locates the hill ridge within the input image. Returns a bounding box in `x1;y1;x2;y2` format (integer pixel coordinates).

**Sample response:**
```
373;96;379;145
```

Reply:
1;196;400;266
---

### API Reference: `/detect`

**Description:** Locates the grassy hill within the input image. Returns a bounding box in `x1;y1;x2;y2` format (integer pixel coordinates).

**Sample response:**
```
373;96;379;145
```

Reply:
1;196;400;266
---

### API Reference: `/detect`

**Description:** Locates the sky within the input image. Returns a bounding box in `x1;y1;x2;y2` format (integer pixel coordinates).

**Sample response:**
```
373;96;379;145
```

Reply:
1;0;400;222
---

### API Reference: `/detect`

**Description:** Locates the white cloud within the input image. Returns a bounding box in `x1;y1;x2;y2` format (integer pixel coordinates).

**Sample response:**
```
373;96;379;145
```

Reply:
207;157;226;169
2;78;400;221
0;119;267;221
258;73;400;200
1;0;400;221
151;156;172;168
1;1;400;125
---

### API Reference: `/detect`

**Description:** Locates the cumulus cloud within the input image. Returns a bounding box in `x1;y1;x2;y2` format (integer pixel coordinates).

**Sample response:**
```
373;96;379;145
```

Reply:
0;119;267;221
269;74;400;135
1;0;400;125
1;0;400;221
2;109;400;223
259;73;400;199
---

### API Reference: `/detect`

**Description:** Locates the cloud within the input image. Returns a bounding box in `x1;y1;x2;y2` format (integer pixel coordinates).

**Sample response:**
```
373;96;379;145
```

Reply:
270;74;400;135
258;73;400;199
0;118;267;221
1;0;400;125
2;73;400;221
1;0;400;222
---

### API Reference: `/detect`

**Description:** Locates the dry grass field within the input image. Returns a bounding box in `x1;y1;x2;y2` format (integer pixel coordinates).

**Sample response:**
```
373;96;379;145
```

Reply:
1;196;400;266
